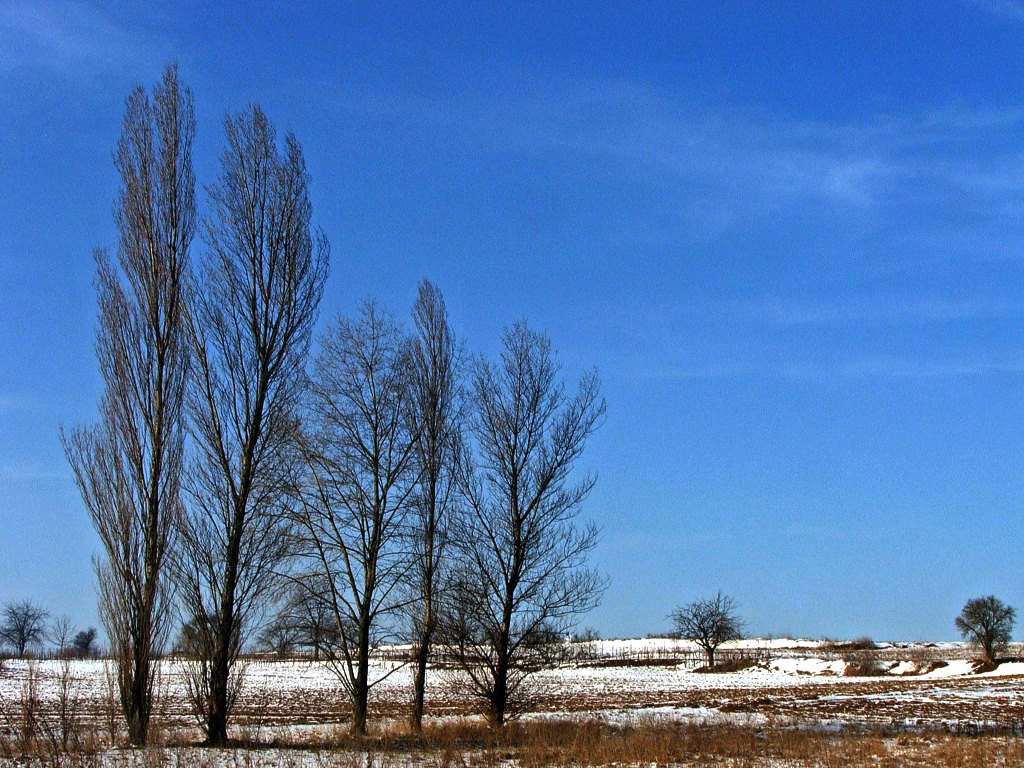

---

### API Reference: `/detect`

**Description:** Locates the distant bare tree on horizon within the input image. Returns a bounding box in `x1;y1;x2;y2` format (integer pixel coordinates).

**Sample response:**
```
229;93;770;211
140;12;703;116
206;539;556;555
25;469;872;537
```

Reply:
406;280;464;733
0;600;50;658
49;615;75;656
956;595;1016;664
62;64;194;746
440;322;606;726
290;301;419;736
670;592;743;668
288;588;336;661
174;104;328;746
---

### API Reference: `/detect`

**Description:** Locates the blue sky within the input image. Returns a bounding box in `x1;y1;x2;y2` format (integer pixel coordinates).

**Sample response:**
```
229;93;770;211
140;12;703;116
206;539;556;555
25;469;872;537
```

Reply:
2;0;1024;642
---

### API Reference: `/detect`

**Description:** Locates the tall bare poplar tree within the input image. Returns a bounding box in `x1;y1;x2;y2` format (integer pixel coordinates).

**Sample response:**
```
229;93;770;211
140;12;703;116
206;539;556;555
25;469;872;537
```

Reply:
407;280;463;732
291;301;419;736
63;64;194;747
442;323;606;726
175;105;328;746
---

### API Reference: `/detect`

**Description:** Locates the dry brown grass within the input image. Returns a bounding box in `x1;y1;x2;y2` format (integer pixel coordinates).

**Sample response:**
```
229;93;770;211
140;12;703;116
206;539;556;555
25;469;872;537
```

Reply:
193;719;1024;767
219;721;1024;767
4;717;1024;767
0;658;106;764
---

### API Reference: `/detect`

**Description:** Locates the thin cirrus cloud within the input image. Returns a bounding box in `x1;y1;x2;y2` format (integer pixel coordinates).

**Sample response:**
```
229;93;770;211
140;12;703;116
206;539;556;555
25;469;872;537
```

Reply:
332;79;1024;241
0;392;38;417
672;296;1024;326
330;81;1024;385
970;0;1024;21
825;353;1024;379
0;460;71;483
612;294;1024;382
640;352;1024;383
0;0;157;77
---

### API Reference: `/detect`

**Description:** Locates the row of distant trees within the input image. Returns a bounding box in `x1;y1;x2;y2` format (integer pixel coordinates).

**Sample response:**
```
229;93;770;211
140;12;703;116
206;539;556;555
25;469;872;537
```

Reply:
670;592;1018;668
0;600;97;658
62;64;606;747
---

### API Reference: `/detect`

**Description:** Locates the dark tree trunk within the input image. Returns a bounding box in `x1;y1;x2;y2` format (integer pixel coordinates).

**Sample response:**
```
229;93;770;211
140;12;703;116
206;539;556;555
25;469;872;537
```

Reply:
488;655;509;727
410;538;436;733
410;640;428;732
351;612;371;737
206;504;244;747
125;655;151;745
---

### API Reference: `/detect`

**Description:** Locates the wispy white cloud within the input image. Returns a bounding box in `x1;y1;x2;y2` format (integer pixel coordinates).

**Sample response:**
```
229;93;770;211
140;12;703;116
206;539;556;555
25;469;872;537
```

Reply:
331;79;1024;244
971;0;1024;22
671;295;1024;326
634;352;1024;382
824;353;1024;378
0;460;71;482
0;393;39;417
0;0;155;76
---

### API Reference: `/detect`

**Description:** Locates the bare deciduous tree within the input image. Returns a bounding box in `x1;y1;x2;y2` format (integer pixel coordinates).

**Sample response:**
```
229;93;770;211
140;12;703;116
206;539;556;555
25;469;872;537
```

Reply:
955;595;1016;664
0;601;49;658
291;301;419;736
62;64;194;746
175;104;328;745
288;588;336;661
49;616;75;657
406;280;463;732
670;592;743;668
441;322;606;726
257;614;300;659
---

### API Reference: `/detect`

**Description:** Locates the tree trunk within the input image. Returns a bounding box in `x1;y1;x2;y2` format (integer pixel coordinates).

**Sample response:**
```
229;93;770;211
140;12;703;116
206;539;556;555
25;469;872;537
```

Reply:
410;573;434;733
410;639;428;732
125;655;150;746
488;603;513;728
351;691;368;737
126;467;161;747
488;656;508;727
206;514;242;746
351;614;371;736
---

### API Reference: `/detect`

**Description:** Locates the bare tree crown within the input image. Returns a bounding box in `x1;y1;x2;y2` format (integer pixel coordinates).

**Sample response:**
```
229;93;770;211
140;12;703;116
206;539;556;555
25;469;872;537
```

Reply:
442;321;607;725
955;595;1015;663
670;592;743;667
62;63;194;746
290;300;419;735
176;103;328;745
0;600;50;658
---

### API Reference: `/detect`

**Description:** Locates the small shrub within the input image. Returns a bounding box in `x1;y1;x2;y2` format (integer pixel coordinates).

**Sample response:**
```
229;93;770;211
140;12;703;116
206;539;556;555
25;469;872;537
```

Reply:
842;658;890;677
693;658;759;673
823;636;878;653
971;658;999;674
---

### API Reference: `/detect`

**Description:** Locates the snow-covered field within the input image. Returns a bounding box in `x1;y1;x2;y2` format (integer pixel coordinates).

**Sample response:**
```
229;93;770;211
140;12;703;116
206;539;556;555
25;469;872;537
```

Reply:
2;637;1023;738
3;639;1024;766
